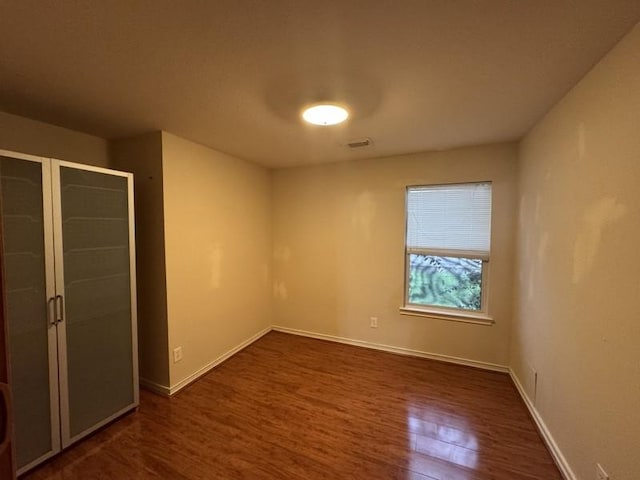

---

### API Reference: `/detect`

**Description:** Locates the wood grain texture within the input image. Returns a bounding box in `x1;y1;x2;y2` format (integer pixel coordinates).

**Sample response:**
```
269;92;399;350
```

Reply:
22;332;562;480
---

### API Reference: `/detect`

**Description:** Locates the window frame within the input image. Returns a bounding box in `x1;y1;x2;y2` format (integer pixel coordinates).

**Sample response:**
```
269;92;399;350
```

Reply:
400;182;494;325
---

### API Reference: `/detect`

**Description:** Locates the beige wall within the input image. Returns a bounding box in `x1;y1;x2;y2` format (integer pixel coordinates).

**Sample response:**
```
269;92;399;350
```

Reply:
111;132;170;388
272;143;518;367
161;132;272;387
514;23;640;480
0;111;109;167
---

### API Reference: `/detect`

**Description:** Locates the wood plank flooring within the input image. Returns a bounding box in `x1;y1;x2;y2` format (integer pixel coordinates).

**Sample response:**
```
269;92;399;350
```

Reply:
22;332;562;480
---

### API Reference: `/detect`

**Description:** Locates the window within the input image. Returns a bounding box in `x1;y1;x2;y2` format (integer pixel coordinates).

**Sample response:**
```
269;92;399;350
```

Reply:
402;182;492;323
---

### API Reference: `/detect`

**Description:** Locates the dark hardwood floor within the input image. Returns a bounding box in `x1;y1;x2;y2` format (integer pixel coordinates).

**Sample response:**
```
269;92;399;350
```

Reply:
22;332;562;480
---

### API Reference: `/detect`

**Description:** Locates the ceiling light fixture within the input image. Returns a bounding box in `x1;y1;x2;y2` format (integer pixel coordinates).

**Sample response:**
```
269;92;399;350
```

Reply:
302;104;349;126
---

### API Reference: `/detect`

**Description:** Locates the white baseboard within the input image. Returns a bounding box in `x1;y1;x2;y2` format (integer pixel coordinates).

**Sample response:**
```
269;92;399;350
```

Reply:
272;325;509;373
168;326;272;396
509;369;575;480
139;377;171;397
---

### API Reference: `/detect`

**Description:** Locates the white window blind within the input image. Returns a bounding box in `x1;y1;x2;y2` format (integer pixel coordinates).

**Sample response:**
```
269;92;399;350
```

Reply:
406;182;492;255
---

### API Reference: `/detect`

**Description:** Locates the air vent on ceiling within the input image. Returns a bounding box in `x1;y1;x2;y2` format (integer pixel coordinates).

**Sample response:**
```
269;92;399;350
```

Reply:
344;137;373;149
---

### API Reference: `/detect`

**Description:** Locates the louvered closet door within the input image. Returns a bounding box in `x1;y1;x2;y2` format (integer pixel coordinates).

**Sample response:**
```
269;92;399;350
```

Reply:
52;161;138;446
0;151;60;474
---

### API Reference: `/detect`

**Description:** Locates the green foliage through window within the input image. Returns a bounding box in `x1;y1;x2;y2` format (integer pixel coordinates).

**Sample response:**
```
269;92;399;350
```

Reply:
408;254;482;311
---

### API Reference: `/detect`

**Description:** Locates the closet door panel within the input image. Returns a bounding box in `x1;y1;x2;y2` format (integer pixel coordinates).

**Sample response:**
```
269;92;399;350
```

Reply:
54;164;137;444
0;153;59;473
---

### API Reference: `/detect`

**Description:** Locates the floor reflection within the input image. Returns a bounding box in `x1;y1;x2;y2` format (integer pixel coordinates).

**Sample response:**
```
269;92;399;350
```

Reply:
406;403;480;473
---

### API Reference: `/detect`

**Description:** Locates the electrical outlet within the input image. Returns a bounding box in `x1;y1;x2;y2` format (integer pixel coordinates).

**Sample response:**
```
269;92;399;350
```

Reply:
173;346;183;363
370;316;378;328
596;463;609;480
527;364;538;404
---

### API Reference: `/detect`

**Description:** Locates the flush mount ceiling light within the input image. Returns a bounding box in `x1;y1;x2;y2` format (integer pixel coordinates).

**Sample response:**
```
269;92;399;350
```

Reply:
302;104;349;126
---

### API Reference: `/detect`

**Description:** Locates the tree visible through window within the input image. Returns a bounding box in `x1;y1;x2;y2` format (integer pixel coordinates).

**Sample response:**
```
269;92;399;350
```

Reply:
404;183;492;315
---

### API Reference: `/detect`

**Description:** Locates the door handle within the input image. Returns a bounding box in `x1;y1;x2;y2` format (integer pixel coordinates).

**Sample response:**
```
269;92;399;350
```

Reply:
47;297;56;326
0;383;11;456
55;295;64;324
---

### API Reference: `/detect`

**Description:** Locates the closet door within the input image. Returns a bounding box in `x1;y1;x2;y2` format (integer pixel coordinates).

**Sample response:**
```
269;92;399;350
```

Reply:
0;151;60;474
52;162;138;446
1;190;16;480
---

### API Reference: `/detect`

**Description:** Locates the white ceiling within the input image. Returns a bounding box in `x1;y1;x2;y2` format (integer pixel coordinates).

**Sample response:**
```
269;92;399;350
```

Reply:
1;1;639;168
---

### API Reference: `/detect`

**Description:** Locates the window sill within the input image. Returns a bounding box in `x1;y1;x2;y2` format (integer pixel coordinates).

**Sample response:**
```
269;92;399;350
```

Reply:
399;307;494;326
